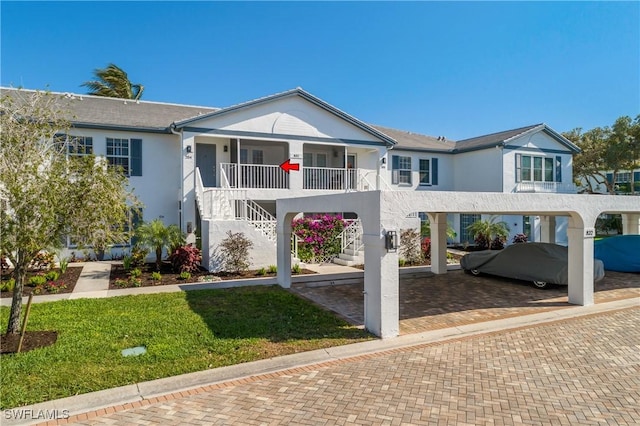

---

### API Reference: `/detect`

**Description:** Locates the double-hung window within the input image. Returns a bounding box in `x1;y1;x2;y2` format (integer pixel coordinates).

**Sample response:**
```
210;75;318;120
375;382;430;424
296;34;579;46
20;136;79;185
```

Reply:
392;155;412;185
106;138;142;176
516;154;561;183
419;159;430;185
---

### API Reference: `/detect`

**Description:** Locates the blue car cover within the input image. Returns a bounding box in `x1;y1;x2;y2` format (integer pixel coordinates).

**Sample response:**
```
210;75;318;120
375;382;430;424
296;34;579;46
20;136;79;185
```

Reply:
594;235;640;273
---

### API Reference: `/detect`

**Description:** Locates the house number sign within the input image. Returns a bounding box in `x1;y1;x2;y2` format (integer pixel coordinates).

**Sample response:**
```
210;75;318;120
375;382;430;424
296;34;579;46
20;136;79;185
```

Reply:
584;227;595;238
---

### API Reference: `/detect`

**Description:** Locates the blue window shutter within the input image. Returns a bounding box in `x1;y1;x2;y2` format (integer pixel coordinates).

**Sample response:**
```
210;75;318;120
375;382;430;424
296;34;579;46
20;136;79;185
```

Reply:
391;155;399;184
515;154;522;183
634;171;640;181
432;158;438;185
606;173;613;184
131;139;142;176
555;156;562;182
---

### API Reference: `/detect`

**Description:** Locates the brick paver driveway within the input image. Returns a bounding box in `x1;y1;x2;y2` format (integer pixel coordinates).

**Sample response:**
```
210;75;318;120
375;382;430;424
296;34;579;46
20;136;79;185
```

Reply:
65;307;640;425
292;270;640;334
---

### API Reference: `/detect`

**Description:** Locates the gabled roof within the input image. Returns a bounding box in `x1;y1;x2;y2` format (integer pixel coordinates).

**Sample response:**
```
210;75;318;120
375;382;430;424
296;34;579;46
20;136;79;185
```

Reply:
173;87;397;146
0;87;217;133
454;123;580;153
371;125;455;152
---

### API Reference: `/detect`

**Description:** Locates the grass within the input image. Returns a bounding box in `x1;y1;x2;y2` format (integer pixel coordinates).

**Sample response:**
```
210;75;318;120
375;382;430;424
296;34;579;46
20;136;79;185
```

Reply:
0;286;372;409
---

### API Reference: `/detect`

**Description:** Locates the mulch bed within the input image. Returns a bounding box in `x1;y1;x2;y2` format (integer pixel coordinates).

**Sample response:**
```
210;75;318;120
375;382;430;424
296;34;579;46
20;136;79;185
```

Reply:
109;262;316;289
0;331;58;355
0;266;82;298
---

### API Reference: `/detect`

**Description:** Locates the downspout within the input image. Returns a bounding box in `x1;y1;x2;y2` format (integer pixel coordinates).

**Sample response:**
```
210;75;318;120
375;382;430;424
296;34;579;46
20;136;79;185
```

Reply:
170;124;185;233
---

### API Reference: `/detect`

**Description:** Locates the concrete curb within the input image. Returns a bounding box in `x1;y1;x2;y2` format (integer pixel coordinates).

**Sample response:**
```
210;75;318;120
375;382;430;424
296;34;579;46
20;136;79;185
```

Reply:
3;297;637;425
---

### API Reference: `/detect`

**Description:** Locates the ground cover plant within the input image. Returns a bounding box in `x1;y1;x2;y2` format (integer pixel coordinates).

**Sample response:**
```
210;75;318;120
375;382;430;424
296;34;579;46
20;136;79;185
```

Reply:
0;266;82;298
0;286;372;409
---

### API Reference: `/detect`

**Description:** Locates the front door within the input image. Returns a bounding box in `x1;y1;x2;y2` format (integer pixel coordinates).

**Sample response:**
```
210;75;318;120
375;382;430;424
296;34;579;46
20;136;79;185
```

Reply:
196;144;216;187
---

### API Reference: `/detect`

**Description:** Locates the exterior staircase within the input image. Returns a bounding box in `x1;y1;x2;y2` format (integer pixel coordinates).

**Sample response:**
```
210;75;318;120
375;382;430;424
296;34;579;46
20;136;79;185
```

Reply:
333;219;364;266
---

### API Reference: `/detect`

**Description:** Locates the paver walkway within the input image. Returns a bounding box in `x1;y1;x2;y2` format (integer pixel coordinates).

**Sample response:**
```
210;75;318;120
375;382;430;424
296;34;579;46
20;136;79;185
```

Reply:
54;306;640;425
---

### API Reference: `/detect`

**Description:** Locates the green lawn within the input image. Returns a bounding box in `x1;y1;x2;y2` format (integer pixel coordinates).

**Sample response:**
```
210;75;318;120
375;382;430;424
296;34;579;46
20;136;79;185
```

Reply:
0;286;372;409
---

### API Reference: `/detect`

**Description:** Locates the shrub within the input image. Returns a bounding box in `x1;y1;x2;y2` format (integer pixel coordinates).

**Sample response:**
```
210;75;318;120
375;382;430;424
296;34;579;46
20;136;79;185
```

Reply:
1;278;16;292
28;274;47;287
169;245;202;273
29;251;55;270
421;237;431;259
398;259;406;267
512;233;528;244
490;236;506;250
268;265;277;274
114;278;129;288
256;267;266;276
45;270;60;281
122;255;133;270
129;277;142;287
400;229;423;265
291;263;301;274
178;271;191;280
292;214;346;263
466;216;510;250
151;271;162;281
129;268;142;278
59;257;69;274
218;231;253;273
130;246;148;267
44;281;67;294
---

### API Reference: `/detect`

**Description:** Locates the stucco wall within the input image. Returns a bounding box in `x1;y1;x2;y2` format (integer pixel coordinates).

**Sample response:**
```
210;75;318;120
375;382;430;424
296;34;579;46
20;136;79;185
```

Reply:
453;149;503;192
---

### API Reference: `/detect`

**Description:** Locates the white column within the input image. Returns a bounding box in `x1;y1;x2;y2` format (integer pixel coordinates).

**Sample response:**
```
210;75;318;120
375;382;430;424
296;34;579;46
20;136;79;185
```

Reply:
182;134;197;245
539;216;556;243
428;213;448;274
566;217;594;306
363;231;399;338
276;212;295;288
622;213;640;235
288;141;304;191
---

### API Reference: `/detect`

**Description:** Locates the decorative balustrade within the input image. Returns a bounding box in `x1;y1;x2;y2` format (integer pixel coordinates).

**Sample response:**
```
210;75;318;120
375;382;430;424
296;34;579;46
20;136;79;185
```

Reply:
220;163;289;189
515;182;577;193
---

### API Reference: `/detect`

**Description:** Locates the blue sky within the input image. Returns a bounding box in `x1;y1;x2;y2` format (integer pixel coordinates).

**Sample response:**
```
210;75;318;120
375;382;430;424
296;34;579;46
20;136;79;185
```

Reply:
2;1;638;140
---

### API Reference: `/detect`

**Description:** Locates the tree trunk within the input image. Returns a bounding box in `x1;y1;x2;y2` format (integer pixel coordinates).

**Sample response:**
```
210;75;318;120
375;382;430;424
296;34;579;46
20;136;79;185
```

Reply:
7;251;27;334
156;247;162;271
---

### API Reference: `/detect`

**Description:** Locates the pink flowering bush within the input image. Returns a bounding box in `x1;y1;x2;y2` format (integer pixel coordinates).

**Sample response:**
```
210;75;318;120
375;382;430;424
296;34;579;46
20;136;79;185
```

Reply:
292;214;346;262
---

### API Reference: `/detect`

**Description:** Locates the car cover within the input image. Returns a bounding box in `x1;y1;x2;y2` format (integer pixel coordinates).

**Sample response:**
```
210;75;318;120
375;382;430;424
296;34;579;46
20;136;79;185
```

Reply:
461;243;569;285
594;235;640;273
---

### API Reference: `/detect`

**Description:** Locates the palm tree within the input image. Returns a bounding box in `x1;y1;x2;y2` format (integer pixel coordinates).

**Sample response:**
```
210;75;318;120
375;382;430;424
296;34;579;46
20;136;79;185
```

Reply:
81;63;144;100
134;219;184;270
466;216;510;250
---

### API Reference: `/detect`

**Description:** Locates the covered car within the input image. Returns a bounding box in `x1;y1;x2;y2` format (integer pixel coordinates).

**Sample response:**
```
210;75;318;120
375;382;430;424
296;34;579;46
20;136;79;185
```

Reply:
460;242;605;289
594;235;640;272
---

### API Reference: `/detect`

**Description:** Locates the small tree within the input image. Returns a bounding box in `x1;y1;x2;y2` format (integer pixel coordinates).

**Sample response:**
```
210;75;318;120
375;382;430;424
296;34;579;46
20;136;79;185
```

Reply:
466;216;510;250
134;219;184;271
218;231;253;273
1;89;138;334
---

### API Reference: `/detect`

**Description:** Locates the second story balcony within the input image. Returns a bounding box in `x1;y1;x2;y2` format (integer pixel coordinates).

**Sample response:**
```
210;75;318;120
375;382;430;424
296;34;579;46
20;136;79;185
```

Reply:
514;181;577;194
219;163;378;192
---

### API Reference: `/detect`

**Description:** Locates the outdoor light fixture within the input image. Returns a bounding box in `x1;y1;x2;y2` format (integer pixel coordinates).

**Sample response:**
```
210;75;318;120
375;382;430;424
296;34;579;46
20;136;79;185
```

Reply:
381;157;386;165
186;145;192;153
224;145;228;152
385;230;398;252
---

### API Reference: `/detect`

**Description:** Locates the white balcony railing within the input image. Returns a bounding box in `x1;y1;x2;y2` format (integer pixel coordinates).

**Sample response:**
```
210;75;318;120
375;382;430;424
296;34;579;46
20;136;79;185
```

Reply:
515;181;577;194
303;167;357;190
220;163;289;189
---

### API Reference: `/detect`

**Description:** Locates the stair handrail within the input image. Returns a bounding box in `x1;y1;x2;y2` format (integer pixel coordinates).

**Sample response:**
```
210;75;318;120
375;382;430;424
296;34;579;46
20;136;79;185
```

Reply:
194;167;209;219
339;219;363;253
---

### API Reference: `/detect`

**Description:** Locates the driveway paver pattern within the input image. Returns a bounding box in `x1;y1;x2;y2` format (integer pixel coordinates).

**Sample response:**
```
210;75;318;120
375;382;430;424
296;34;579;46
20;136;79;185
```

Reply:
292;270;640;334
60;307;640;425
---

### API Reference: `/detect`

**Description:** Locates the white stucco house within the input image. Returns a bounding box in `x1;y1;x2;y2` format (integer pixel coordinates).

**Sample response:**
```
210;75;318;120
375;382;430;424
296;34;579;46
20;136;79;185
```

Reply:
2;87;587;269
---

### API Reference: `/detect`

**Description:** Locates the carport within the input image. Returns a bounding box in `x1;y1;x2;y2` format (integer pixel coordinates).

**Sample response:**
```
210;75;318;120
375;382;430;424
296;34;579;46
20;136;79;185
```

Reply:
276;191;640;338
